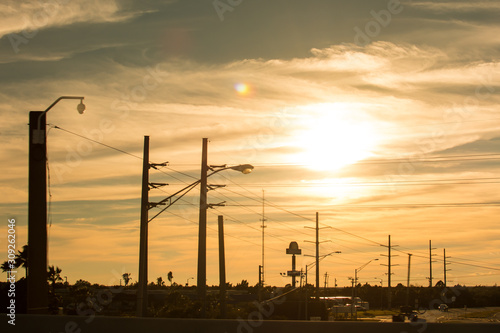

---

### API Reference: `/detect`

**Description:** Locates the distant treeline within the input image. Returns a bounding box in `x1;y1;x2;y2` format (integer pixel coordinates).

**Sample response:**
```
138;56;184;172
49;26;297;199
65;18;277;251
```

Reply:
1;278;499;319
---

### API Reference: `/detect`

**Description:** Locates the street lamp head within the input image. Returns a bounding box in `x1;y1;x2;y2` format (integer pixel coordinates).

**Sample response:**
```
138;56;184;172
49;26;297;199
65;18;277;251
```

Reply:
230;164;254;174
77;99;86;114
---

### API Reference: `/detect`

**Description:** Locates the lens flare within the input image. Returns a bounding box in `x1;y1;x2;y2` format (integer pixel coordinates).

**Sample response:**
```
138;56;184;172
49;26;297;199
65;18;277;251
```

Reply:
234;82;250;95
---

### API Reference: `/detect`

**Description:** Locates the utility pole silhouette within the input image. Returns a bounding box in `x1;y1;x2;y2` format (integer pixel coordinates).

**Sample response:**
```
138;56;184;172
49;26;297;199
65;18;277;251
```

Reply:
218;215;227;318
137;136;168;317
197;138;209;318
428;240;437;287
305;212;330;299
406;253;412;306
444;248;451;287
260;190;266;287
137;136;150;317
380;235;398;309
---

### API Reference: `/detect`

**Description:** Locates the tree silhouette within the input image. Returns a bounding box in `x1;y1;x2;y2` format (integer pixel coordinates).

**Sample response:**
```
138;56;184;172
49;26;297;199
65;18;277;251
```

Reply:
236;280;249;289
15;245;28;277
157;276;165;287
1;261;11;280
167;271;173;286
122;273;132;286
47;265;63;292
2;244;28;278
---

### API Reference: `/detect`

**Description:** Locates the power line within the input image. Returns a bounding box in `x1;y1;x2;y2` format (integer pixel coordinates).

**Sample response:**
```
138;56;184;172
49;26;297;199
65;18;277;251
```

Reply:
52;125;143;160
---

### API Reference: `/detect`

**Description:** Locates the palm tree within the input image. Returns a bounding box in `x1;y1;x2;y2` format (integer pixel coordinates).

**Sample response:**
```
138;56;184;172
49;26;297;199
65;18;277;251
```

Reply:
47;265;63;292
15;245;28;278
167;271;173;286
1;261;11;280
2;244;28;278
122;273;132;286
156;276;165;287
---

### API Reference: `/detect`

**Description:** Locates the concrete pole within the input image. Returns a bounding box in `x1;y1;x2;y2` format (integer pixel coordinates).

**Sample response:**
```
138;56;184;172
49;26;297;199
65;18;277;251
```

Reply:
218;215;227;319
315;212;319;299
197;138;209;318
28;111;49;314
137;136;149;316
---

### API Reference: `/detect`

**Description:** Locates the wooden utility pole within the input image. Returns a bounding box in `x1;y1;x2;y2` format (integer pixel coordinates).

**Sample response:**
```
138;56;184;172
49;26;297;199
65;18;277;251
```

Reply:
406;253;412;306
381;235;398;309
444;249;451;287
429;240;437;287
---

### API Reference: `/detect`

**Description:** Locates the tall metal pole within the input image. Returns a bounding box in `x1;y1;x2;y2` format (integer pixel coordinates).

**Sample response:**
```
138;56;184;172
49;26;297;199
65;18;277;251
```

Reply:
406;253;412;306
315;212;319;299
197;138;209;318
387;235;392;309
137;136;149;317
218;215;227;318
28;111;49;314
261;190;266;287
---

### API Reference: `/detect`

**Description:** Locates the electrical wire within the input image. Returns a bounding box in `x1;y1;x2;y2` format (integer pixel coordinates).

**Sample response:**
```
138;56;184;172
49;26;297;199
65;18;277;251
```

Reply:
52;125;143;160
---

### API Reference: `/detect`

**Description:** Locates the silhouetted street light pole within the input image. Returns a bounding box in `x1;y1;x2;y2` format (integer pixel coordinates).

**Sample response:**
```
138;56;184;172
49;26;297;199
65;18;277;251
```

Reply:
28;96;85;314
352;258;378;316
304;251;341;286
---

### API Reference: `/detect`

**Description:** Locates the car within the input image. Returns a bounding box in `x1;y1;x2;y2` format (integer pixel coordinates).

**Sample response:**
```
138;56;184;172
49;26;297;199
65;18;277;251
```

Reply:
345;304;367;311
438;304;449;312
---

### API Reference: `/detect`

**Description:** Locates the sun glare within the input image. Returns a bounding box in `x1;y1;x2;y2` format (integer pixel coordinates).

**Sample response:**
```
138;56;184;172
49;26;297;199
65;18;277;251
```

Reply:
234;82;251;96
291;103;378;171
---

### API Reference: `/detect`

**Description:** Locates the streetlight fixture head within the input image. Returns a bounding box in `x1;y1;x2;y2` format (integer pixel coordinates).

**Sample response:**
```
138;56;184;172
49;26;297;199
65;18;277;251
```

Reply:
230;164;254;174
77;100;86;114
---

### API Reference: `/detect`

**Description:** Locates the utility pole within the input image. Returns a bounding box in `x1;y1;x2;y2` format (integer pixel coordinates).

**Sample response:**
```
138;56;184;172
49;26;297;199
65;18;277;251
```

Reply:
258;265;263;301
218;215;227;319
260;189;266;288
137;136;168;317
304;212;330;299
136;136;168;317
197;138;209;318
406;253;412;306
137;136;150;317
315;213;320;297
428;240;437;287
380;235;398;309
444;248;451;287
324;272;329;289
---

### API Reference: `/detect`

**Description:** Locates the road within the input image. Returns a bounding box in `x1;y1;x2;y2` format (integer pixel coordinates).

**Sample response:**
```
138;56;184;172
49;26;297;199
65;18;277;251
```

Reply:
376;307;500;323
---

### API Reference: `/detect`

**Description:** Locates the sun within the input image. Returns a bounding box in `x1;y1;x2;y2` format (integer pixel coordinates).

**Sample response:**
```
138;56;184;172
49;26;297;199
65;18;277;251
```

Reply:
290;103;379;171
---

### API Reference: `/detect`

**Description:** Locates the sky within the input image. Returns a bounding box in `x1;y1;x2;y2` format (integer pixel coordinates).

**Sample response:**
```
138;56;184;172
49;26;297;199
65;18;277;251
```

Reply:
1;0;500;289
